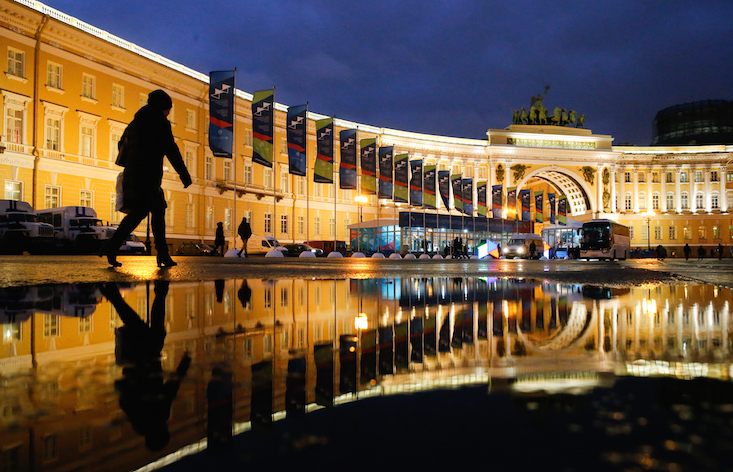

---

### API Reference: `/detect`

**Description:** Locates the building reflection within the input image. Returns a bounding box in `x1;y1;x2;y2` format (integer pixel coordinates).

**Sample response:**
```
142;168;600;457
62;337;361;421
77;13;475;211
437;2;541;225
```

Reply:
0;278;730;471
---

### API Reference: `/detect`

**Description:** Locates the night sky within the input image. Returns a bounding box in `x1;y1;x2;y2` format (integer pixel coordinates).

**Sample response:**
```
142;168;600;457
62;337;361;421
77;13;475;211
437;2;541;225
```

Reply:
42;0;733;146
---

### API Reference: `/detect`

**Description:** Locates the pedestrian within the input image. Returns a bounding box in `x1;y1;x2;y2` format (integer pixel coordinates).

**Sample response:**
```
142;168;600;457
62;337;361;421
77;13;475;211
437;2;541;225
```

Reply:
718;243;724;260
656;244;666;260
214;222;225;256
697;246;705;260
237;217;252;257
683;243;691;260
529;240;536;259
100;90;192;267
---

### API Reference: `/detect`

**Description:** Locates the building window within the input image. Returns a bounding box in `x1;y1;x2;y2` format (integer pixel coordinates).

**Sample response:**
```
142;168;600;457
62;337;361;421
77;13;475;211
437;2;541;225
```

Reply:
205;206;214;229
280;171;289;193
280;214;288;234
281;137;287;155
297;215;305;235
666;172;674;183
46;118;61;150
5;107;23;144
79;316;92;333
80;125;94;158
683;226;691;240
654;225;662;240
695;192;704;210
185;203;194;228
46;62;62;89
652;172;660;183
44;314;60;337
7;47;24;78
45;186;60;208
264;213;272;233
109;127;123;161
680;171;688;183
695;170;703;182
112;84;124;108
728;171;733;182
223;160;231;181
205;156;213;180
666;193;675;211
184;149;196;177
638;192;646;210
245;129;253;147
698;226;706;240
244;164;253;184
713;225;720;240
81;74;95;99
681;193;689;210
297;176;306;195
479;167;487;179
330;218;336;236
624;193;632;211
80;190;93;207
264;168;273;188
641;225;648;243
629;226;634;240
5;180;22;200
637;172;645;183
711;170;719;182
314;216;321;235
224;207;232;230
652;194;659;210
42;433;59;462
185;109;196;130
669;226;676;240
711;193;719;210
624;171;631;183
110;195;121;224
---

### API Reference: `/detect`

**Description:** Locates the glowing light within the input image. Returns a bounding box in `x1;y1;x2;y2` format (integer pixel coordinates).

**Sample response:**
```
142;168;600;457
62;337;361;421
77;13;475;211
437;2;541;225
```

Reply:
354;313;368;330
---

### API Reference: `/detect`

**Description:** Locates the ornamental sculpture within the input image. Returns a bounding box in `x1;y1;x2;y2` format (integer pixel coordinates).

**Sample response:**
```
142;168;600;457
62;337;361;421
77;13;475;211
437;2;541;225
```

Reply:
512;87;585;128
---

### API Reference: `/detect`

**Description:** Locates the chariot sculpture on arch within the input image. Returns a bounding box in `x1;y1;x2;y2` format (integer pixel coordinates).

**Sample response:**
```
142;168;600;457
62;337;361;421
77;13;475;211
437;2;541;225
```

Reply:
512;86;585;128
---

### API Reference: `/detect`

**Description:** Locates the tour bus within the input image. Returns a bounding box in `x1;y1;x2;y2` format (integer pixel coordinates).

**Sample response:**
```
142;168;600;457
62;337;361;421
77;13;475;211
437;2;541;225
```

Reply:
579;219;630;260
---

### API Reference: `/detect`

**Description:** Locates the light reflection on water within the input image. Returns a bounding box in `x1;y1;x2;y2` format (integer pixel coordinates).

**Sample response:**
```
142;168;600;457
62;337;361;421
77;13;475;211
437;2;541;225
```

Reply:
0;278;731;471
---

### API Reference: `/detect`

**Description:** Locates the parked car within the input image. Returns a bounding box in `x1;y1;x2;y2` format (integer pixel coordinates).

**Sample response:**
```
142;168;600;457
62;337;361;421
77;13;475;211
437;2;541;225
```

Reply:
283;243;324;257
119;233;147;253
175;242;220;256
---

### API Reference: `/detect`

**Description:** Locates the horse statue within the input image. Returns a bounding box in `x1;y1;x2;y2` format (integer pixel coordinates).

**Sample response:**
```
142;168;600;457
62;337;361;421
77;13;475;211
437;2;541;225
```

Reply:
538;105;549;124
561;108;569;126
551;107;562;125
512;109;520;124
568;110;577;127
519;106;528;125
576;114;585;128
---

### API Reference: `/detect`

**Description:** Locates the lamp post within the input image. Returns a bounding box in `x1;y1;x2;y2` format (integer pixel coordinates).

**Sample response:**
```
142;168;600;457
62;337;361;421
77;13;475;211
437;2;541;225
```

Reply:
355;195;368;253
501;209;508;254
643;211;655;250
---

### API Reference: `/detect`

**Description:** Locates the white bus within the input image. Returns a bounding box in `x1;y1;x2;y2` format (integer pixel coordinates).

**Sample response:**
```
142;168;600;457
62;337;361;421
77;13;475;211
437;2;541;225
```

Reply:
579;219;630;261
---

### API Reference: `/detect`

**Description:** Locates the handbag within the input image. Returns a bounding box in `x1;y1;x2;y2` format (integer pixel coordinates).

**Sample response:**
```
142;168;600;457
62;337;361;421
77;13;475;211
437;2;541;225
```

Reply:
115;130;129;167
115;171;129;214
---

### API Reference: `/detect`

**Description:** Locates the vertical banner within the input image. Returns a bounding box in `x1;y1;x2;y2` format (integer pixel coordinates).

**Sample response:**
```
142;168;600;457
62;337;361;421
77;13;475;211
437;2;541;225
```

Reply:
378;146;394;199
360;138;377;195
314;118;334;183
461;179;474;216
507;187;517;218
423;165;437;210
394;153;409;203
438;170;451;210
252;89;274;167
451;174;463;213
534;191;544;223
208;70;235;158
409;159;423;207
339;129;357;189
477;181;487;217
549;192;556;224
491;184;503;218
287;104;307;176
558;195;567;225
520;189;531;221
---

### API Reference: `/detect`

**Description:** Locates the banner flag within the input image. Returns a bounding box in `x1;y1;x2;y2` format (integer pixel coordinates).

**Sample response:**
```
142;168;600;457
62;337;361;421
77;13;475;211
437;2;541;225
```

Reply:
423;165;437;210
558;195;567;225
520;189;531;221
360;138;377;195
286;104;307;176
549;192;556;224
208;70;235;158
394;153;409;203
314;117;334;183
451;174;463;213
378;146;394;199
339;129;357;189
438;170;451;210
252;89;274;167
477;181;487;217
535;191;544;223
491;184;502;219
409;159;423;207
507;187;517;218
461;179;473;215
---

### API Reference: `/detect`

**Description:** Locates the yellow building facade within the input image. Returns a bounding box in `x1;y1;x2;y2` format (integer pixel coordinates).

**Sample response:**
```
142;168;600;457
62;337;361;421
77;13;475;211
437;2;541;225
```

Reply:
1;0;731;254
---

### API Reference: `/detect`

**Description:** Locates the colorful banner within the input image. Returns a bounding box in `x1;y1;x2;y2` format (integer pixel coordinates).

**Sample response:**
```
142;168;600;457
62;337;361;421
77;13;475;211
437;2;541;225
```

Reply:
520;189;531;221
360;138;377;195
208;70;235;158
491;184;502;219
423;165;437;210
378;146;394;199
549;192;556;224
438;170;451;210
339;129;357;189
461;179;473;215
507;187;517;219
409;159;423;207
314;118;334;183
477;181;487;217
558;195;567;225
394;153;409;203
252;89;274;167
534;191;544;223
286;104;307;176
451;174;463;213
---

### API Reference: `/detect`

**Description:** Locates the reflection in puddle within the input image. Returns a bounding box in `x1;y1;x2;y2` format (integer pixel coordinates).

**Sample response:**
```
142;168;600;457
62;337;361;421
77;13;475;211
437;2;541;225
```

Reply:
0;278;731;470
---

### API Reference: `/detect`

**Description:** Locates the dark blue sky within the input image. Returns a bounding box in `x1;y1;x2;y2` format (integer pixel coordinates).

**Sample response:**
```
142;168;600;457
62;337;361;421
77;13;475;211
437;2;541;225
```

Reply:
44;0;733;145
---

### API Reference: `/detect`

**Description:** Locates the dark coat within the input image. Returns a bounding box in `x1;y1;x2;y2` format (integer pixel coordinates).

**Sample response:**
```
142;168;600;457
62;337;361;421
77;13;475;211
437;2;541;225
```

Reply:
238;219;252;239
120;105;192;213
215;225;225;246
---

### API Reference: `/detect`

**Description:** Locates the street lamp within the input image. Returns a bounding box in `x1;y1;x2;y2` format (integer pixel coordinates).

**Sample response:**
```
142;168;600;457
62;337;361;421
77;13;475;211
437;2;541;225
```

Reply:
354;195;368;253
643;211;655;250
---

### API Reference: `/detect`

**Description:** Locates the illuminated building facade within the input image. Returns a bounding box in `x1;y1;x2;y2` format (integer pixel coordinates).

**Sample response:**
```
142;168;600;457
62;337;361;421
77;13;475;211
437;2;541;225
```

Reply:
1;0;731;255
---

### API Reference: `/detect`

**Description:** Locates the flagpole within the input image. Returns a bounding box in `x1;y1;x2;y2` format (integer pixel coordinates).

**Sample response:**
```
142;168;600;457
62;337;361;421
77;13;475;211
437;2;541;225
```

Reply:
273;86;277;247
332;116;336;254
232;68;237;254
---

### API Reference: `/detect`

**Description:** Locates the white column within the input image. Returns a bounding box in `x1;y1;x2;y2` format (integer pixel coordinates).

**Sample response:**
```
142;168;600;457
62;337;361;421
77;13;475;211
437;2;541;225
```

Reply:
661;166;668;212
618;167;626;213
722;165;728;212
632;167;639;213
690;166;697;213
611;167;618;213
596;166;603;215
704;166;711;213
646;166;653;212
675;166;682;214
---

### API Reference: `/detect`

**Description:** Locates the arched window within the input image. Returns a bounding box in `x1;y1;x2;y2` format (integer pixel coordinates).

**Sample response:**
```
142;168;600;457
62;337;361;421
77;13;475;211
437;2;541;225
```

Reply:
638;191;646;210
625;192;632;211
666;192;675;211
711;192;719;210
652;192;660;210
681;192;689;210
695;192;704;210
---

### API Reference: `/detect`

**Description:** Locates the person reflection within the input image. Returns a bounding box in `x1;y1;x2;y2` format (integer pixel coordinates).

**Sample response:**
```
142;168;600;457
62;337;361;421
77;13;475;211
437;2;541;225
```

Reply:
237;280;251;308
101;281;191;451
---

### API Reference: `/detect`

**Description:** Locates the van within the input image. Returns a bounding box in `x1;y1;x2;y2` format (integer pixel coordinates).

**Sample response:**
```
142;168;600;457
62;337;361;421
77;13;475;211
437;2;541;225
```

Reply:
37;206;116;253
502;233;543;259
246;234;288;255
